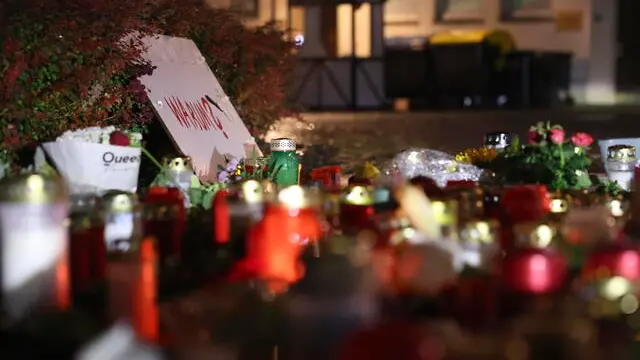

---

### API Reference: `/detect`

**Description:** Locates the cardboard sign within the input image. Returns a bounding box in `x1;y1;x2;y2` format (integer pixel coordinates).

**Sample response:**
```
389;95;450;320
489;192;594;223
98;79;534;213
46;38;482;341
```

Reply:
139;35;255;181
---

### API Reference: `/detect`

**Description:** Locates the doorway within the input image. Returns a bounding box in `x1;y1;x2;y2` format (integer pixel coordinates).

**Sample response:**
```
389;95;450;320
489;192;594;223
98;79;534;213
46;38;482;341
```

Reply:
616;0;640;90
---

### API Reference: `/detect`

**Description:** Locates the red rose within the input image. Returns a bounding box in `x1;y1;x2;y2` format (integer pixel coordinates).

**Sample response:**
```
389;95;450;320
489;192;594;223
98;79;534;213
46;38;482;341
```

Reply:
548;128;565;144
527;130;538;144
571;132;593;147
109;131;130;146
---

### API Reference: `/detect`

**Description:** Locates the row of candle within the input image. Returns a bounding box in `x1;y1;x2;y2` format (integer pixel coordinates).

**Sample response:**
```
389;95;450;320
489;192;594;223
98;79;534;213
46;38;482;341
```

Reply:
1;164;637;341
0;175;187;342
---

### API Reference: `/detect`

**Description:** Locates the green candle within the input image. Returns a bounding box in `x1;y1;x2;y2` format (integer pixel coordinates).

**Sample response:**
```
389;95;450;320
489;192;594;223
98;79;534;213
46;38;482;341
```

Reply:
268;138;299;186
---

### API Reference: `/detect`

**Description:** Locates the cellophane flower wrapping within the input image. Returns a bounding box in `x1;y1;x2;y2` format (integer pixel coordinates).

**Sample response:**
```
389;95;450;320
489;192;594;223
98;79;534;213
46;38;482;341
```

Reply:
37;126;142;194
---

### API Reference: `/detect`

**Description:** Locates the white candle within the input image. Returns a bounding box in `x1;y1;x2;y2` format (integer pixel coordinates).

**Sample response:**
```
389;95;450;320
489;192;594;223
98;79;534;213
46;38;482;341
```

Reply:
0;175;69;322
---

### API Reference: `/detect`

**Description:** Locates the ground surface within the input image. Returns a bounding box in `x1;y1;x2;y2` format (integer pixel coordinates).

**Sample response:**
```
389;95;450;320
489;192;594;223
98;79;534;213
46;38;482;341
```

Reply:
266;108;640;170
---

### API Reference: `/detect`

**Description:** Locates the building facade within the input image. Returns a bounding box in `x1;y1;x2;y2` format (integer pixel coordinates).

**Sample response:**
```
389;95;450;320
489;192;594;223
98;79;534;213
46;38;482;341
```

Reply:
210;0;624;105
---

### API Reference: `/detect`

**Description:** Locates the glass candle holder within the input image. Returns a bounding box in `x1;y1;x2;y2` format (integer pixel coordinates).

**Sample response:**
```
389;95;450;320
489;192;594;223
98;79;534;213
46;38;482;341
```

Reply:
339;185;375;234
606;144;636;191
268;138;300;186
0;174;70;322
232;186;323;295
501;185;551;224
69;193;106;319
144;187;185;268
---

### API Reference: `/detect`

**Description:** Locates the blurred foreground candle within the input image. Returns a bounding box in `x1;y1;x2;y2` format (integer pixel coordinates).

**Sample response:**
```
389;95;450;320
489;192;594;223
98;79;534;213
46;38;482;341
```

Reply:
501;185;551;224
340;186;375;234
144;187;185;267
107;233;158;343
102;191;143;253
0;174;69;322
68;194;106;316
104;192;157;340
502;247;567;295
268;138;300;186
311;165;342;188
231;185;323;295
212;180;268;262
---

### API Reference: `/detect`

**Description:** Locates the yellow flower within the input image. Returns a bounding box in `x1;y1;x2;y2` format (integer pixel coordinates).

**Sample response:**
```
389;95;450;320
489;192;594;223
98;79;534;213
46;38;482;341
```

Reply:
455;147;497;164
354;161;381;180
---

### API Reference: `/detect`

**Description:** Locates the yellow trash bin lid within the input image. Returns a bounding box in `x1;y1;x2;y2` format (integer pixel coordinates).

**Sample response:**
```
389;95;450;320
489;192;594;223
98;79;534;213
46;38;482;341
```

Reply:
430;29;516;55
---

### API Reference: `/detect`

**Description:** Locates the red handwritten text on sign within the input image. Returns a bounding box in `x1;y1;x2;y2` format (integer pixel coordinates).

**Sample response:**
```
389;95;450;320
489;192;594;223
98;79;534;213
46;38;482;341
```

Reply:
164;96;228;139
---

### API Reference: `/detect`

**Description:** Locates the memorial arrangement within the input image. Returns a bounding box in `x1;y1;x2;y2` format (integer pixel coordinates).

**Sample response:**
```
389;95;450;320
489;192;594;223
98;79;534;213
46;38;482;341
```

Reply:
4;1;640;359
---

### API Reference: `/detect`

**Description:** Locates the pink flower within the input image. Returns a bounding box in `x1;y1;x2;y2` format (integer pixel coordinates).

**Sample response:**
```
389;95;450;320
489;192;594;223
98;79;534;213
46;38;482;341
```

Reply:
527;130;538;144
571;132;593;147
548;128;565;144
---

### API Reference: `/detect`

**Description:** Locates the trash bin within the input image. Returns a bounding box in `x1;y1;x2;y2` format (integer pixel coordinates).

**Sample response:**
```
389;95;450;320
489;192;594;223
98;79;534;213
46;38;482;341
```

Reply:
504;51;573;108
428;29;516;109
384;37;430;99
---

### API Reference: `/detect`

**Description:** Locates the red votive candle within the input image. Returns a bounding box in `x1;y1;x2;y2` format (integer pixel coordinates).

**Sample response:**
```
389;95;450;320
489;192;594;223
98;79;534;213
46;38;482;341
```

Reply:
144;187;186;265
583;243;640;281
69;194;107;301
311;166;342;188
230;199;322;292
502;247;567;294
70;225;106;293
501;185;551;224
340;203;375;233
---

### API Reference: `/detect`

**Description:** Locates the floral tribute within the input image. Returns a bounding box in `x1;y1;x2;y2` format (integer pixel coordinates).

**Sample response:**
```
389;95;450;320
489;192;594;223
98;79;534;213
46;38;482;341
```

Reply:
462;122;594;190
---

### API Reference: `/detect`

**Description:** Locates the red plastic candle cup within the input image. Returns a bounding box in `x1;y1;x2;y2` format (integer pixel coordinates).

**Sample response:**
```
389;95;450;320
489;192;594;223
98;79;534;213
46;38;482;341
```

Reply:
212;190;230;244
583;243;640;281
144;187;186;264
70;225;106;294
501;185;551;224
340;203;375;234
311;166;342;188
231;204;322;291
502;247;567;294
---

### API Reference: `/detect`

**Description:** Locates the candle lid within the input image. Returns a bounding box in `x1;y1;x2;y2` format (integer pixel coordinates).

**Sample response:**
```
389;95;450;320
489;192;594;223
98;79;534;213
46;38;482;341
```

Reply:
227;180;273;204
0;173;67;203
270;138;296;152
607;145;636;162
102;190;139;213
70;193;102;212
163;156;193;172
484;131;512;149
272;185;321;208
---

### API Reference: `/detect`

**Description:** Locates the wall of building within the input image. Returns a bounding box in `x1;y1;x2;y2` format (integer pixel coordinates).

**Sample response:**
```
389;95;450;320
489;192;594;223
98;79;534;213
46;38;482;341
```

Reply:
207;0;618;104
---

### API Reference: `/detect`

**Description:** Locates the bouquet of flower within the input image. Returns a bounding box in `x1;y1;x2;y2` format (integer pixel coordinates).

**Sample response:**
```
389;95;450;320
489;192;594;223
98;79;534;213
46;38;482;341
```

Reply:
37;126;143;193
486;122;594;190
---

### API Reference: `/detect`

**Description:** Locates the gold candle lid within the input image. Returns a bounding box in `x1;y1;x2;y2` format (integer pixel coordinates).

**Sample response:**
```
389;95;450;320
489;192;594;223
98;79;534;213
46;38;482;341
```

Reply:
162;156;193;172
271;185;321;209
0;173;67;203
227;180;273;204
607;145;636;162
341;185;374;206
102;190;139;213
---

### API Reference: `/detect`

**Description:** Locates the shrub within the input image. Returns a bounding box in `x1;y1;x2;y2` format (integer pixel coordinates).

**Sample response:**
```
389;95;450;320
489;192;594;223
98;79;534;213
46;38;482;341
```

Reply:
0;0;298;162
0;0;156;159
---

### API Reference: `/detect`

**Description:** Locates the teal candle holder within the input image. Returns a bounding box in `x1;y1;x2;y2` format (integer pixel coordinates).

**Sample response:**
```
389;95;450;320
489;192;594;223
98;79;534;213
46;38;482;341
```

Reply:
268;138;300;186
